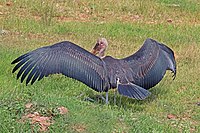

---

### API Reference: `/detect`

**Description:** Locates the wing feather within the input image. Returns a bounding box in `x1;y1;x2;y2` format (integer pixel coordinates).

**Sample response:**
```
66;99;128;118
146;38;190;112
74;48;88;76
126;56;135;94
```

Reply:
123;38;176;89
12;41;109;92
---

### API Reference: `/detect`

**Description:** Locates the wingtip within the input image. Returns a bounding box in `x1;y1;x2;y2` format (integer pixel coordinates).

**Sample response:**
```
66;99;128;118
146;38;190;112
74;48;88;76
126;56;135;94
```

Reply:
11;58;16;64
171;70;176;80
172;73;176;80
11;58;20;64
12;69;15;73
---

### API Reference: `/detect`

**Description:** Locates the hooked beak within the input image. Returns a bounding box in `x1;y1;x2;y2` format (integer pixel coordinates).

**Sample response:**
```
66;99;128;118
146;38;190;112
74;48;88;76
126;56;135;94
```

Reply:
91;43;100;55
91;49;98;55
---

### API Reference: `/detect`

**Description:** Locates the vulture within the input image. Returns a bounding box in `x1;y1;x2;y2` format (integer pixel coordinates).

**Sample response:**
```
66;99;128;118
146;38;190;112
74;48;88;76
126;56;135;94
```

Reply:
11;38;176;104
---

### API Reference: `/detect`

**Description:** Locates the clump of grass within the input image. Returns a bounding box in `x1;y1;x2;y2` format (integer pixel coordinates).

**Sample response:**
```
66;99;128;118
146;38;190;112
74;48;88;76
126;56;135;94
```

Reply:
33;1;55;26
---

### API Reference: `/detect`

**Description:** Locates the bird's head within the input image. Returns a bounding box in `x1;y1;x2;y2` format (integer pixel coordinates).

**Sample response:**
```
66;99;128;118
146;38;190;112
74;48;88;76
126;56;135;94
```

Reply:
91;38;108;58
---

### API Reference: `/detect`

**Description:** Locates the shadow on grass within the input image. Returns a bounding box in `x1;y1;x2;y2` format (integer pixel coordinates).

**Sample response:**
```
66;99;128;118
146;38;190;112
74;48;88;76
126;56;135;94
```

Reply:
77;86;169;110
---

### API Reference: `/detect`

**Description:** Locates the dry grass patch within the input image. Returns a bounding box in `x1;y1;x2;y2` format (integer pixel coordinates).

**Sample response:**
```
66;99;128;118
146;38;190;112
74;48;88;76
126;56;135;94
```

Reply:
72;123;87;133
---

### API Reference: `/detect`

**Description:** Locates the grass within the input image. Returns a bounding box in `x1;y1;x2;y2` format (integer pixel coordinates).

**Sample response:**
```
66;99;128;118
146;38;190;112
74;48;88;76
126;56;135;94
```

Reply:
0;0;200;132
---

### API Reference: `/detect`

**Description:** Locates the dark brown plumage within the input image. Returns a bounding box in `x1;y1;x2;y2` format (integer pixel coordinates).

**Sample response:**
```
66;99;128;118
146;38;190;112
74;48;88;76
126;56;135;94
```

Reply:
11;38;176;103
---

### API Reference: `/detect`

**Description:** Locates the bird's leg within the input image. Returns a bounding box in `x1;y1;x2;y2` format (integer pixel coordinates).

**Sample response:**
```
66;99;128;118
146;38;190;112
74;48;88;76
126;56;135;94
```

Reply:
97;92;108;104
98;93;109;104
97;93;106;102
77;92;96;102
114;78;120;105
84;97;95;102
114;90;116;105
83;92;108;104
84;94;105;103
119;95;122;107
105;91;109;104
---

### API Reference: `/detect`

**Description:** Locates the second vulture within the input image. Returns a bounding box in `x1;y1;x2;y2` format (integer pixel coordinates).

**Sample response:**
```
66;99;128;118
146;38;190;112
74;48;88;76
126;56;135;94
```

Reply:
11;38;176;104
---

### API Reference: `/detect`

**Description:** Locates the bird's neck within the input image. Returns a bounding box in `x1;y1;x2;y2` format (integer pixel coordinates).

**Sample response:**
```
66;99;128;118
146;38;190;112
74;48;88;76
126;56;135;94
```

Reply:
98;49;105;58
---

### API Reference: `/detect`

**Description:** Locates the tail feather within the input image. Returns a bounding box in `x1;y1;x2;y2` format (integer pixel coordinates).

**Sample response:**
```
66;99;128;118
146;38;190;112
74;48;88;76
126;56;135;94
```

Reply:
118;83;151;100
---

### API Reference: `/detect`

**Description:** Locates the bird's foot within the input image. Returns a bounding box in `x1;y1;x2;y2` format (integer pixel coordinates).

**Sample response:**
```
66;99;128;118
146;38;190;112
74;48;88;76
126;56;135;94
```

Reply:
76;92;108;104
84;94;108;104
84;97;95;102
83;95;105;103
95;94;106;102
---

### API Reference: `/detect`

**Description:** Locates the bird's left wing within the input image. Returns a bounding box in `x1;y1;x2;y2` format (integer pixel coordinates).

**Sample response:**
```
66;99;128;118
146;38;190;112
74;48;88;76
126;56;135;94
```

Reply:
11;41;109;92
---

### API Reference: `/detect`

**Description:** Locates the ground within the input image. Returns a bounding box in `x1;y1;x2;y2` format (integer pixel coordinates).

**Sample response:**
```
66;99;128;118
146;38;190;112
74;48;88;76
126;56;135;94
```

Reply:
0;0;200;132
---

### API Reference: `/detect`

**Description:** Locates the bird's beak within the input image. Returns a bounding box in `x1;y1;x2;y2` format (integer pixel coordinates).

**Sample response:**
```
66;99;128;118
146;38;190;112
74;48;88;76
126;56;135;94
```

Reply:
91;43;100;55
91;49;98;55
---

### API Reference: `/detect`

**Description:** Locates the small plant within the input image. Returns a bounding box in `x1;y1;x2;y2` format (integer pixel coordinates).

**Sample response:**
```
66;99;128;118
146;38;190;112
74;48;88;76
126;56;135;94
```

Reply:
30;1;55;26
41;1;55;26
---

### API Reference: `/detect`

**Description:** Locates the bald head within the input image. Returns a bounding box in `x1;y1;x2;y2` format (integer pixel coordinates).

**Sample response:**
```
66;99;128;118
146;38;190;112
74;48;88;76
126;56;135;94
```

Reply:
91;38;108;58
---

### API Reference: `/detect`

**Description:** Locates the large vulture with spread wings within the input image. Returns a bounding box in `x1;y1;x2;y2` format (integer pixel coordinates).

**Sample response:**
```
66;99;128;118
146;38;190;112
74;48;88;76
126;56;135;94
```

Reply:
11;38;176;104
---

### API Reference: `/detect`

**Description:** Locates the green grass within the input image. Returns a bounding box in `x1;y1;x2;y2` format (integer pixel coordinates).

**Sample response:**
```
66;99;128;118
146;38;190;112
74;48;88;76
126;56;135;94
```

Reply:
0;0;200;132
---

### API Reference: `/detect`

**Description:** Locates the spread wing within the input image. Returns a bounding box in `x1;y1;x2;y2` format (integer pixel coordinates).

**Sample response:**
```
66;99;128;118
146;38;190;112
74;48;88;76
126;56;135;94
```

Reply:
123;38;176;89
11;41;109;92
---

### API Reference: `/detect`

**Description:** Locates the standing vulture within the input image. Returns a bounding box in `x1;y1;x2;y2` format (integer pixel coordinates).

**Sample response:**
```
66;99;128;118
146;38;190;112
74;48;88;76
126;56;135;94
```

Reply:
11;38;176;104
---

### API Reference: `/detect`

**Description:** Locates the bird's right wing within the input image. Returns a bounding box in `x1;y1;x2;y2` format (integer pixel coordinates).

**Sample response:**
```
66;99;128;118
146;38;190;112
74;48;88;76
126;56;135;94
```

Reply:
11;41;109;92
123;38;176;89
